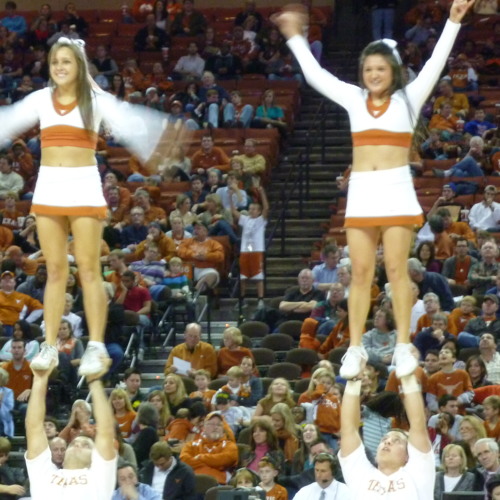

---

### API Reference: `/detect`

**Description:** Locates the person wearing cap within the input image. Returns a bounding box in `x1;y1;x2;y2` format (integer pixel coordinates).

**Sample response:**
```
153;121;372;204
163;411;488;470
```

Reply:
139;441;196;499
177;219;224;291
164;322;217;378
459;295;500;348
213;390;245;434
468;241;499;295
0;270;43;335
130;221;175;262
165;99;199;132
172;42;205;81
180;411;238;484
478;332;500;384
469;186;500;232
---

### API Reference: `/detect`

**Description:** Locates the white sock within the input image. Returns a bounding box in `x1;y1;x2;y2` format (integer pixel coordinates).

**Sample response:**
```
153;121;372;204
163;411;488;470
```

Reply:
87;341;105;349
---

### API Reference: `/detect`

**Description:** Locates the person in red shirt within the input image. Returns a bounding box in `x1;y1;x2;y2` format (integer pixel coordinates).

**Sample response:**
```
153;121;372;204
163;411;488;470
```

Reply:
115;270;152;361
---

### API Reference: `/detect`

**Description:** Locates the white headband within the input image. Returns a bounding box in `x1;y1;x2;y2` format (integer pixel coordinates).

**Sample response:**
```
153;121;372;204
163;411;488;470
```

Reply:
381;38;402;65
57;36;86;52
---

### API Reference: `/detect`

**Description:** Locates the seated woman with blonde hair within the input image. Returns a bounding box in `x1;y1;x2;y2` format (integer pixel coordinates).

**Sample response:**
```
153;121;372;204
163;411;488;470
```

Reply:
217;326;254;377
434;443;476;499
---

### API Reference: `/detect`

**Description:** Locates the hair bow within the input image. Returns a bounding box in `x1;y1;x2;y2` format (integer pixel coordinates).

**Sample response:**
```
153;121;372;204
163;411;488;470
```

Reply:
381;38;402;65
57;37;86;52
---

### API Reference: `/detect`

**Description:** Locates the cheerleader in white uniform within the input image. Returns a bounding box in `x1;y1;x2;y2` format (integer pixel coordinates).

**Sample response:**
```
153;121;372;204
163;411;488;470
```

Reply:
0;37;168;375
274;0;475;380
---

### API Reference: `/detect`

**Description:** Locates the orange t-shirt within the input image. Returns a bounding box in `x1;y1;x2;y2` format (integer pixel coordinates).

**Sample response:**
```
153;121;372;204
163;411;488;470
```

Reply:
115;410;137;438
447;308;476;336
298;384;341;435
427;369;473;399
189;389;216;411
263;483;288;500
2;359;32;399
165;418;192;441
485;419;500;440
385;366;428;394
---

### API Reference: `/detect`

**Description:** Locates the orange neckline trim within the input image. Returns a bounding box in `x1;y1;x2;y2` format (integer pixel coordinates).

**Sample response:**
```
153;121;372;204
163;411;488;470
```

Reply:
366;95;391;119
52;91;78;116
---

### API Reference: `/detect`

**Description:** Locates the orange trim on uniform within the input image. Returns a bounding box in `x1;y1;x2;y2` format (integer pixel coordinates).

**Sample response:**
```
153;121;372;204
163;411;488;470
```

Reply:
344;214;424;227
366;95;391;118
41;125;98;149
352;129;412;148
52;92;78;115
31;204;107;219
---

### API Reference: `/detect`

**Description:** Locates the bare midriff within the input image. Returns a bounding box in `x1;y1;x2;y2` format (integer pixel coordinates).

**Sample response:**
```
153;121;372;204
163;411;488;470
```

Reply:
41;146;96;167
352;145;409;172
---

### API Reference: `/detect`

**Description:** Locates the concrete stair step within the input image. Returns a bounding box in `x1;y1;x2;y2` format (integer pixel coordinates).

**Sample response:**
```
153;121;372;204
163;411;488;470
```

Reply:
267;237;317;256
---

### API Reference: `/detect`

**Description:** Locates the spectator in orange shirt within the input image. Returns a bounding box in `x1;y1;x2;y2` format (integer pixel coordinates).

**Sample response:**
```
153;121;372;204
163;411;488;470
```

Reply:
437;208;476;245
10;139;34;185
483;396;500;440
426;347;474;412
448;296;477;335
415;292;442;334
180;411;238;484
177;220;224;291
433;79;469;117
122;58;148;92
110;388;137;439
164;322;217;378
217;326;254;377
5;245;38;277
0;271;43;335
428;215;454;262
131;222;176;262
191;135;230;176
1;338;32;413
189;369;216;410
429;102;460;138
